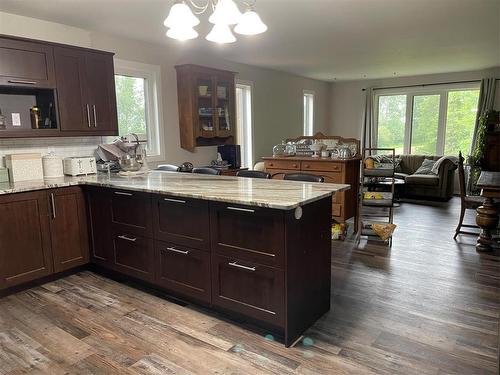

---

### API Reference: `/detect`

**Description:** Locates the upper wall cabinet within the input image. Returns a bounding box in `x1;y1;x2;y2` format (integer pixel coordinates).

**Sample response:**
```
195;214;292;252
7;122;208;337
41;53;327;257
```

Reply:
175;64;236;151
0;38;56;88
0;35;118;138
54;47;118;134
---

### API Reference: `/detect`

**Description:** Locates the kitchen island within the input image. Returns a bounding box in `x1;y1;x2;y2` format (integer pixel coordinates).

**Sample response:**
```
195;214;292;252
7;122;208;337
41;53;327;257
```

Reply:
0;172;349;346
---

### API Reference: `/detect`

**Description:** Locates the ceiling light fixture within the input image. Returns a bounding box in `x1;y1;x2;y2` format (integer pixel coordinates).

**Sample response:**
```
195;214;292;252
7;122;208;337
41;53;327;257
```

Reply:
164;0;267;44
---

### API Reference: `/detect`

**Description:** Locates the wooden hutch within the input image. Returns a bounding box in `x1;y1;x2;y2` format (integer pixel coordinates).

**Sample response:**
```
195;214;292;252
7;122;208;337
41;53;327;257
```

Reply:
175;64;236;151
263;133;361;225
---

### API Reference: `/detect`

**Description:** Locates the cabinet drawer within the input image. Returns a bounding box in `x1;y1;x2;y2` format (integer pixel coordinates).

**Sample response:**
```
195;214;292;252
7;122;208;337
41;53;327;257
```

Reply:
210;202;284;268
302;161;343;173
110;189;152;236
155;241;210;303
211;254;284;327
322;172;343;184
112;231;154;282
264;160;300;170
332;204;342;217
154;195;210;250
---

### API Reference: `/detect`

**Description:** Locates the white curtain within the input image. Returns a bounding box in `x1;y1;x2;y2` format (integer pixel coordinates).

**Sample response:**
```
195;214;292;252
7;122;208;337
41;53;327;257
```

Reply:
471;77;497;152
361;87;375;155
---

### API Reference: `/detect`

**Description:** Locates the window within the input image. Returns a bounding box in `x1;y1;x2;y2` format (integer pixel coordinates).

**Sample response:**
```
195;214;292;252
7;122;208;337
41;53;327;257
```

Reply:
236;81;253;168
374;84;480;156
114;59;163;160
303;90;315;136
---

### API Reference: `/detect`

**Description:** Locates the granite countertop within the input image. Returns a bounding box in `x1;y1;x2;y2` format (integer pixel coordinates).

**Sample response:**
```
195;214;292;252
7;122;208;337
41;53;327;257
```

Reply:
0;171;350;210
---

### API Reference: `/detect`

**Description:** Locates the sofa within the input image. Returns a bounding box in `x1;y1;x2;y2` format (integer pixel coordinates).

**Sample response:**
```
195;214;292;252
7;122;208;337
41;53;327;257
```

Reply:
394;154;457;201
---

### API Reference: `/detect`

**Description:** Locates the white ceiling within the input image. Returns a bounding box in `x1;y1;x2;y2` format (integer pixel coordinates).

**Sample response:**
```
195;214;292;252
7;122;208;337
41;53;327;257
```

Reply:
0;0;499;81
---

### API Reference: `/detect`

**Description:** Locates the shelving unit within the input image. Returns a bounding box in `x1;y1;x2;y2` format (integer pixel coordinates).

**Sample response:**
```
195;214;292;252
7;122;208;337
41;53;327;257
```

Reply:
356;148;396;246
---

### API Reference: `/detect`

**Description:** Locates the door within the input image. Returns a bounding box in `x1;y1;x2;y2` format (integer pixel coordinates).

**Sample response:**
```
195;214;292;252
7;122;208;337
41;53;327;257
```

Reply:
0;37;56;88
49;187;89;272
0;191;53;289
87;187;113;267
54;47;90;131
85;52;118;132
211;253;284;327
214;74;235;138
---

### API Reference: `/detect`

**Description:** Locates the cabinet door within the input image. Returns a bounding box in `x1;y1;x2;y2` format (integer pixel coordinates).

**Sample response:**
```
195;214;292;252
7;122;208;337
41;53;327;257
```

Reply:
154;195;210;250
85;52;118;133
54;47;90;131
112;231;154;282
214;74;235;138
210;202;285;268
49;187;89;273
110;189;153;237
155;241;211;303
0;38;55;88
211;254;284;327
0;191;53;289
87;187;113;267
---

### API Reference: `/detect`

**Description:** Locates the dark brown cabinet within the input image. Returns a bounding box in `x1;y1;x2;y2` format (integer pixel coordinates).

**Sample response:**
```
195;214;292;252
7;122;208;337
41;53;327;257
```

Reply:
0;37;55;88
175;64;236;151
155;241;211;303
211;253;285;327
87;187;113;267
112;231;154;282
0;35;118;138
0;191;53;289
110;189;153;237
154;195;210;250
49;187;89;273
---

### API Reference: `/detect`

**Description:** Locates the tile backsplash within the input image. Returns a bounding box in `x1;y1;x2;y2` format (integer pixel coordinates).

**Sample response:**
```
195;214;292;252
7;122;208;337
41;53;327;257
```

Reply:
0;136;107;167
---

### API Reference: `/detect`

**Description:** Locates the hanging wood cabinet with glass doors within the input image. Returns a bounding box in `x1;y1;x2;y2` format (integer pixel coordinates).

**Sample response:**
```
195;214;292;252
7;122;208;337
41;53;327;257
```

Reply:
175;64;236;151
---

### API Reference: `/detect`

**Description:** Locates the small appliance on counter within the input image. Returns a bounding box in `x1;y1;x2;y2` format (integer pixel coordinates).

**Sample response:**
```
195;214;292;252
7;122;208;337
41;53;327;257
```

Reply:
42;152;64;178
5;153;44;182
63;156;97;176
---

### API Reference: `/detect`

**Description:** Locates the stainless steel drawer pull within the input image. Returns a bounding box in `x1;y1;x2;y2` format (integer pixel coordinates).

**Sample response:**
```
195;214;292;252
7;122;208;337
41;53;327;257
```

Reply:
114;191;133;196
50;193;56;219
228;262;256;272
92;104;97;127
118;235;137;242
227;206;255;213
86;104;91;128
166;247;190;255
8;79;37;85
163;198;186;204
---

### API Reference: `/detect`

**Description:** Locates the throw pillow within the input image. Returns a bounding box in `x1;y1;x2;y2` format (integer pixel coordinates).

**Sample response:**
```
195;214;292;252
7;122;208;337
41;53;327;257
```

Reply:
414;159;437;175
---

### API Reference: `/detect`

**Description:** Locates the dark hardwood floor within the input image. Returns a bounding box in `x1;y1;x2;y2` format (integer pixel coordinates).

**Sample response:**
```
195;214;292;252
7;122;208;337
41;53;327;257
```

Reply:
0;198;498;374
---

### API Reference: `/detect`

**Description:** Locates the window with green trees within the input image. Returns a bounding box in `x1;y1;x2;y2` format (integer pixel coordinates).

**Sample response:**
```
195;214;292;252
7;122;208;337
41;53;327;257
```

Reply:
375;86;480;156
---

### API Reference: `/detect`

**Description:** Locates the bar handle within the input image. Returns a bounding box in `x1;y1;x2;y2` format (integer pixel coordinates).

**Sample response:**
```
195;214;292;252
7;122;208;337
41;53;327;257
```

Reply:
118;235;137;242
92;104;97;127
227;206;255;213
114;191;133;196
8;79;37;85
166;247;190;255
228;261;256;272
164;198;186;204
50;193;56;219
86;104;91;128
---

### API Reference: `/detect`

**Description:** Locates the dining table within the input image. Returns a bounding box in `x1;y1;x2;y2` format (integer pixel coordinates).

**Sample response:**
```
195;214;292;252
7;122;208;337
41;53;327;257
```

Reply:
475;171;500;252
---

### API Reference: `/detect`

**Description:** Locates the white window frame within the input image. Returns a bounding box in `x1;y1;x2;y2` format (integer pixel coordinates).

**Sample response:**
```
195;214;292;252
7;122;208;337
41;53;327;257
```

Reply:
236;80;254;169
373;82;480;155
303;90;315;136
114;58;164;161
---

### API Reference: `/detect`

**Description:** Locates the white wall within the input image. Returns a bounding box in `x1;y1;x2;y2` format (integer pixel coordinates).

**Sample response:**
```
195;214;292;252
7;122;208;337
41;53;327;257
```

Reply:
329;68;500;140
0;11;330;167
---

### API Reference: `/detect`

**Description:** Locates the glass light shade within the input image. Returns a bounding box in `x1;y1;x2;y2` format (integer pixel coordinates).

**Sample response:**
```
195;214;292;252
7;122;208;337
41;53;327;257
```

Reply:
234;10;267;35
166;26;198;41
205;23;236;44
163;2;199;28
208;0;242;25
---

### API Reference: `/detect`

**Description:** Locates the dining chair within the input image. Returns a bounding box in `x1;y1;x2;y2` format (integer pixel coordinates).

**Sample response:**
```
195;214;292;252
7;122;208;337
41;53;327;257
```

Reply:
454;151;482;239
192;167;221;175
156;164;180;172
236;170;271;179
283;173;324;183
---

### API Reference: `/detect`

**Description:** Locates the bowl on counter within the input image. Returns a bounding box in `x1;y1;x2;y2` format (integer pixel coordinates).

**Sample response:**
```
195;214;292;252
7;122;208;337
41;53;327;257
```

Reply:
118;155;143;171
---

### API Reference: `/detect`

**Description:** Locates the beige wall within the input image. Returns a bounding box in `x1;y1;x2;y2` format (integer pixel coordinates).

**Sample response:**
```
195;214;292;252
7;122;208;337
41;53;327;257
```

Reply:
329;68;500;140
0;11;330;166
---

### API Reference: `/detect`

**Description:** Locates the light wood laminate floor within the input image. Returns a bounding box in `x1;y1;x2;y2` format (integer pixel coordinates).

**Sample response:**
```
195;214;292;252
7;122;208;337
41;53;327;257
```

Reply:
0;198;498;374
